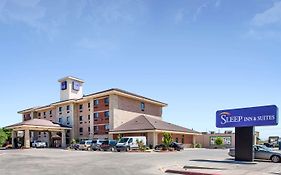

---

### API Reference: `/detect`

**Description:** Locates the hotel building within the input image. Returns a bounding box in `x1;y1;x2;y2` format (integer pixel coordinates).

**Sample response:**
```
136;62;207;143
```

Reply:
8;76;199;148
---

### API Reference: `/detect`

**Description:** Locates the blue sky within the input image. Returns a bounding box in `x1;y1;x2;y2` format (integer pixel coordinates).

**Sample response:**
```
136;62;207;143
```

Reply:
0;0;281;140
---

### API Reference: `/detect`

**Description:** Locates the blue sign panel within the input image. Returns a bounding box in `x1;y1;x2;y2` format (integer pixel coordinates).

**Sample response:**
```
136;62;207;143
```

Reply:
216;105;278;128
61;81;67;90
72;81;80;91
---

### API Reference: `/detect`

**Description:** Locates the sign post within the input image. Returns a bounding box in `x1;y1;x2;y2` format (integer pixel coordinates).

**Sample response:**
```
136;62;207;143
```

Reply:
216;105;278;161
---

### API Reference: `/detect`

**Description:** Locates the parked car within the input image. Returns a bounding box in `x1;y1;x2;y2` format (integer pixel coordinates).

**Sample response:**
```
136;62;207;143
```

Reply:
99;140;117;151
154;142;184;151
116;136;146;152
228;145;281;163
78;140;93;151
71;143;80;150
264;142;274;148
91;139;106;151
31;140;47;148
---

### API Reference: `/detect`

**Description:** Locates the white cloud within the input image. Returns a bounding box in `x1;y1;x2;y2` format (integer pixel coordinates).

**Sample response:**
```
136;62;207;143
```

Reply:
193;2;209;22
252;1;281;27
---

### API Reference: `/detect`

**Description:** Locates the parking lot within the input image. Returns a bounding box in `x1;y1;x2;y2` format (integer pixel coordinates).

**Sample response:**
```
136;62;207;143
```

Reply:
0;148;280;175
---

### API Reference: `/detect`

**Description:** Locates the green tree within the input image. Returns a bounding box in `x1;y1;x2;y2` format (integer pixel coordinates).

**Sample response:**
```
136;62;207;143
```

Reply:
215;137;223;146
163;132;173;149
0;128;8;147
136;139;145;151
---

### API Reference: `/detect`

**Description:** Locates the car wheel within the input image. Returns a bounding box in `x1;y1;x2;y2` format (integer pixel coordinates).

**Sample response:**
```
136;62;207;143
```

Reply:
126;147;130;152
271;155;280;163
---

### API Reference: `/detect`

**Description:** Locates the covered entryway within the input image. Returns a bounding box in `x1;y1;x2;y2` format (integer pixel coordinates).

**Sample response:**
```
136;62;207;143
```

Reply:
5;119;71;149
109;115;201;148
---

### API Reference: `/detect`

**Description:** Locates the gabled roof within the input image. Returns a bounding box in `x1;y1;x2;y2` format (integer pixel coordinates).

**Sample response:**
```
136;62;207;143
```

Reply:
110;115;200;134
5;119;71;129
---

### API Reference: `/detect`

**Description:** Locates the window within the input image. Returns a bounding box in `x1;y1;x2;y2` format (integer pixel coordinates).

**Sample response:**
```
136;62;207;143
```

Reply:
66;116;69;122
105;124;110;130
79;116;83;121
140;102;145;111
79;128;83;133
79;104;83;110
104;111;109;118
104;98;109;105
49;110;52;114
59;118;62;123
38;112;41;117
88;103;90;108
94;126;98;132
59;107;62;112
88;115;90;120
94;99;99;106
88;127;90;132
43;112;46;116
182;135;184;144
66;105;70;110
94;112;99;118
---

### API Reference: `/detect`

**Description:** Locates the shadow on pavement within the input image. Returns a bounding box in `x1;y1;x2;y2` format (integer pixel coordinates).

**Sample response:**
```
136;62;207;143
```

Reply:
190;159;257;165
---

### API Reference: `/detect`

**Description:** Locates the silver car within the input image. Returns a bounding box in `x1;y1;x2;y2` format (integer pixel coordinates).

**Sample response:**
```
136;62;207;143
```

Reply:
228;145;281;163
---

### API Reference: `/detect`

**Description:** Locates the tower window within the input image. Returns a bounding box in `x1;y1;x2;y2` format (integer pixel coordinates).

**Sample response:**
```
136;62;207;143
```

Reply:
79;104;83;110
66;105;70;110
79;116;83;121
59;107;62;112
88;103;90;108
79;128;83;132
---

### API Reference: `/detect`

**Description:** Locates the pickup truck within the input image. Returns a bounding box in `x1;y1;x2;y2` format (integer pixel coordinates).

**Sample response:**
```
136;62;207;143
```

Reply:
32;141;47;148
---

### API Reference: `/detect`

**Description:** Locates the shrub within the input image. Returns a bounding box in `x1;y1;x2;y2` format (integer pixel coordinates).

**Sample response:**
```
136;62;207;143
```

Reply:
136;139;146;151
163;132;173;149
215;137;223;146
195;143;202;148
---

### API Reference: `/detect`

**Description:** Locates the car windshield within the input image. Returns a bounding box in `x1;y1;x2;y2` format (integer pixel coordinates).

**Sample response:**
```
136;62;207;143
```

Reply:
118;138;129;143
92;140;97;144
256;145;271;152
80;141;85;144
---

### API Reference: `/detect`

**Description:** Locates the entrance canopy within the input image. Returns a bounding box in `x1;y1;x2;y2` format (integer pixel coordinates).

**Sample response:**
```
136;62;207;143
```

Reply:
5;119;71;131
5;119;71;149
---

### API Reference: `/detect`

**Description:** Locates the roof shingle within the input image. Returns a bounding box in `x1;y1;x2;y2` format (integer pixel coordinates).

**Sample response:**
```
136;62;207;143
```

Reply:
111;115;199;134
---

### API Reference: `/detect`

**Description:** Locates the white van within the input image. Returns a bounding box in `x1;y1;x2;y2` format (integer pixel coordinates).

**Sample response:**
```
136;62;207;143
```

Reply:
116;136;146;152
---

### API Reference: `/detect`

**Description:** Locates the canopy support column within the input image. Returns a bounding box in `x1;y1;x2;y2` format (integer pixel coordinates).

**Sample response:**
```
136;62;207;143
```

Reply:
24;129;30;149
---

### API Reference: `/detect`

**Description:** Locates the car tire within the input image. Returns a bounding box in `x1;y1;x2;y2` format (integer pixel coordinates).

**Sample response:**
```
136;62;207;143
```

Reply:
126;147;130;152
271;155;280;163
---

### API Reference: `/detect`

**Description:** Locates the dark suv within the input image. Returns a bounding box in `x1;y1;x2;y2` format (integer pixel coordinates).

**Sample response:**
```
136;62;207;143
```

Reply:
100;140;117;151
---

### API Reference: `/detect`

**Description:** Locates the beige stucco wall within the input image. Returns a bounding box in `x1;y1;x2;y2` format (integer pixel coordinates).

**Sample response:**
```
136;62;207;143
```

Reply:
117;96;162;117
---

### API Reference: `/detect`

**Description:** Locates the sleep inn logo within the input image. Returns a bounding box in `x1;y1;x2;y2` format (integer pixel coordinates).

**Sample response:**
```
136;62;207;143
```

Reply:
216;105;278;128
